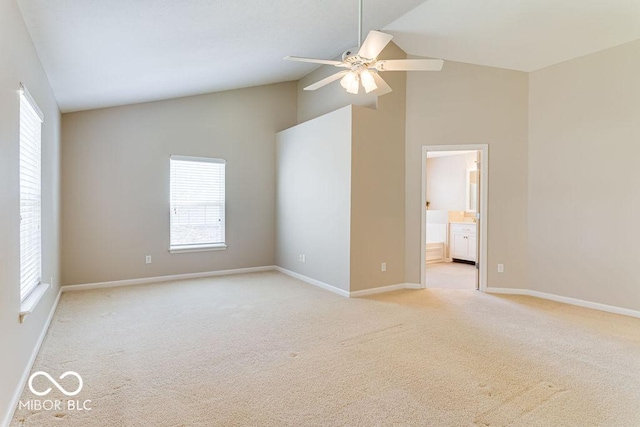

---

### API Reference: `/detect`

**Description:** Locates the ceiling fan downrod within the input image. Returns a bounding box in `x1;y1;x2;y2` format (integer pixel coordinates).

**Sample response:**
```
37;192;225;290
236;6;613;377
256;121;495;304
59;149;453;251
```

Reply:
358;0;363;49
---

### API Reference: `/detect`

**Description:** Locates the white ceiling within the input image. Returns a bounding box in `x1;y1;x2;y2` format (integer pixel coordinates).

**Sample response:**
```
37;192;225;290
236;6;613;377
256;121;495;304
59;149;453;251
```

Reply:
17;0;425;112
385;0;640;72
17;0;640;113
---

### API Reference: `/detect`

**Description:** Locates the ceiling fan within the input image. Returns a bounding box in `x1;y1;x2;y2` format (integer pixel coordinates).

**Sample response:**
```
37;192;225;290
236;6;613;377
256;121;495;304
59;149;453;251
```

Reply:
283;0;444;96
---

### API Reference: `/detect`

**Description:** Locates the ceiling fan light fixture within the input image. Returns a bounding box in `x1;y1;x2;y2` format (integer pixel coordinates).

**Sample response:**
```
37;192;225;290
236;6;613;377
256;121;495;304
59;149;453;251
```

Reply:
360;69;377;93
340;71;360;94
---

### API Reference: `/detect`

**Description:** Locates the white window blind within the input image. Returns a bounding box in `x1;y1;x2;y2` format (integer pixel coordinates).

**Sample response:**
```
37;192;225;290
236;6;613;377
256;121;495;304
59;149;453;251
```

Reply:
170;156;226;249
19;85;44;301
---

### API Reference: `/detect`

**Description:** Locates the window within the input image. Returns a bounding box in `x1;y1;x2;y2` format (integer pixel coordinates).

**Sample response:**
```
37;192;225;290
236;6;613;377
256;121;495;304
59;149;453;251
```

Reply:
19;84;44;301
169;155;226;252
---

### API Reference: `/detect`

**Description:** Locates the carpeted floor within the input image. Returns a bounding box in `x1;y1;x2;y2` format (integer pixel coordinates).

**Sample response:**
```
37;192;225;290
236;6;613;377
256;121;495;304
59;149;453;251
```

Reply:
12;271;640;426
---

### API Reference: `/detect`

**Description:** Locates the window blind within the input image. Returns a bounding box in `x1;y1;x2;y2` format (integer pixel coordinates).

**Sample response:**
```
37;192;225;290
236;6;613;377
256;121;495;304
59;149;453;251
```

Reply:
19;85;43;301
170;156;226;248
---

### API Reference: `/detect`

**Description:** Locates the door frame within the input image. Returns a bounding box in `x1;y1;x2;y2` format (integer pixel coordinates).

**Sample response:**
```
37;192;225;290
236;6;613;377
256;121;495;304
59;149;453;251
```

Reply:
420;144;489;291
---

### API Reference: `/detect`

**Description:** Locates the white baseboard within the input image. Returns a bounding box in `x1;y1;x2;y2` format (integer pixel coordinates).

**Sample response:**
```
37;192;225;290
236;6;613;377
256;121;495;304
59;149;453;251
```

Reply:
485;287;529;296
274;267;350;297
62;266;277;292
274;267;424;298
62;265;423;300
486;287;640;319
3;287;62;427
349;283;422;297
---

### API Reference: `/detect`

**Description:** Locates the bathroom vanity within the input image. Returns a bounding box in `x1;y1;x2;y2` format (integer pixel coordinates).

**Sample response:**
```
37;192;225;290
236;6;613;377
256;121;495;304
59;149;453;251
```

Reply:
449;222;477;262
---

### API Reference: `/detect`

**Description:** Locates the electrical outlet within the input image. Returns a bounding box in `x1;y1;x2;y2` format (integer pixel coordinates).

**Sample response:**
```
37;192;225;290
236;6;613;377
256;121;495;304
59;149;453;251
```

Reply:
146;255;152;264
497;264;504;273
302;254;306;263
381;262;387;272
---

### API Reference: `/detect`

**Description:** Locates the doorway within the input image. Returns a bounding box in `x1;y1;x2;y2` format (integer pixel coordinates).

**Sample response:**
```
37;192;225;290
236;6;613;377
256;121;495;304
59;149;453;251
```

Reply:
420;145;488;291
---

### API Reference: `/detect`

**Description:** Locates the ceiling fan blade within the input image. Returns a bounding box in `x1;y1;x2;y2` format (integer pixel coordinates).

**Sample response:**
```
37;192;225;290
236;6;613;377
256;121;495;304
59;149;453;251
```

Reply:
304;70;350;91
371;73;392;96
358;30;394;60
375;59;444;72
284;56;345;67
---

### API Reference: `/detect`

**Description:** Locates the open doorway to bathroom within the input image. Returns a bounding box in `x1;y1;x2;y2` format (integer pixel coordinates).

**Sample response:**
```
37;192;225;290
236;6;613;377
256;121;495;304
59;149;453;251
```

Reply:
421;145;488;291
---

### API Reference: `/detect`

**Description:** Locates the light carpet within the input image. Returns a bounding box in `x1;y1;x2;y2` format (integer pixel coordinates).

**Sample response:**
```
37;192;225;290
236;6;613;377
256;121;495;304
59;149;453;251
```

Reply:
11;271;640;426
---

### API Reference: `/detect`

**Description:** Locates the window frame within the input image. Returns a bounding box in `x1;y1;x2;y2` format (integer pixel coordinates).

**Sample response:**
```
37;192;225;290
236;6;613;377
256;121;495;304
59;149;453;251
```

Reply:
18;83;50;322
168;155;227;254
19;84;44;302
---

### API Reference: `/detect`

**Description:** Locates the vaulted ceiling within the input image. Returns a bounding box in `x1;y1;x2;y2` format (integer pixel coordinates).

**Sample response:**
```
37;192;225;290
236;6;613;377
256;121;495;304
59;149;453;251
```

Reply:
384;0;640;73
17;0;640;112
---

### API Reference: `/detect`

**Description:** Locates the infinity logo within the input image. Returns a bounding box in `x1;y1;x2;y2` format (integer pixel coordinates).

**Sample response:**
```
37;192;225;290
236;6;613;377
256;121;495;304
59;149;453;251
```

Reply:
28;371;83;397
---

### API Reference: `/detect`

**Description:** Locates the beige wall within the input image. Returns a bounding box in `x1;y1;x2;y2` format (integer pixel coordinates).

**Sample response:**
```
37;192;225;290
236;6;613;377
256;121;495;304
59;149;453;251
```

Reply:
349;80;406;291
276;107;353;291
276;99;406;294
528;40;640;311
295;43;407;292
405;60;529;288
0;0;61;422
426;152;477;211
61;83;297;285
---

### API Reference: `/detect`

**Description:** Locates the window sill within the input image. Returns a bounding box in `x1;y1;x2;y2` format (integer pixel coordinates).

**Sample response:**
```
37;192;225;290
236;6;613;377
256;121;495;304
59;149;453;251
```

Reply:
20;282;50;323
169;244;228;254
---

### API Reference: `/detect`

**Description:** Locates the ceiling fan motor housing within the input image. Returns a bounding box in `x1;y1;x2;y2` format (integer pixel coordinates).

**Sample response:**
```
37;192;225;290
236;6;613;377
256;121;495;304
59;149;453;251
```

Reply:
342;48;365;62
342;48;375;68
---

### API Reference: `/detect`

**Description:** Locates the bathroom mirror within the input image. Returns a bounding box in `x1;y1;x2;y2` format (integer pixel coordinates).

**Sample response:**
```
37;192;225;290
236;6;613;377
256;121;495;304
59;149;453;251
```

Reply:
466;168;478;212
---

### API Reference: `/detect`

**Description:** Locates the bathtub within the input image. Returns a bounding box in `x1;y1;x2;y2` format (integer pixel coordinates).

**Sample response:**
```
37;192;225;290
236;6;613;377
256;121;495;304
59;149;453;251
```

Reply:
426;222;447;263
